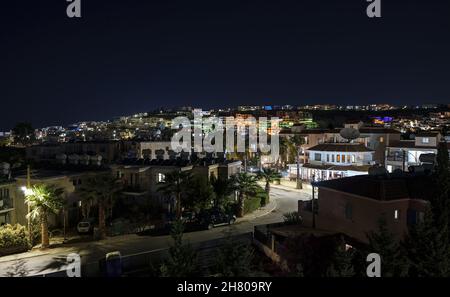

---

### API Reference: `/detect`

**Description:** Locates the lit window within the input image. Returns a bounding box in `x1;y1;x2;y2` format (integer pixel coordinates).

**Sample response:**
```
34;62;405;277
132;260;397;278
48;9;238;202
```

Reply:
336;155;340;162
341;154;345;163
394;209;400;220
422;137;430;144
380;137;384;143
158;173;166;183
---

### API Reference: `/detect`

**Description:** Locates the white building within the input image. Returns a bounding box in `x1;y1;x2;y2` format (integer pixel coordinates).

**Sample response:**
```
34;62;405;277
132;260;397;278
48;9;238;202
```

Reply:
289;143;375;181
385;132;449;172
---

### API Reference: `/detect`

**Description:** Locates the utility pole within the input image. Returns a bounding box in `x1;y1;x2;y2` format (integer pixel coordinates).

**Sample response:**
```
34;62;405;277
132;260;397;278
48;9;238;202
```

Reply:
26;165;32;245
311;173;316;229
296;147;302;189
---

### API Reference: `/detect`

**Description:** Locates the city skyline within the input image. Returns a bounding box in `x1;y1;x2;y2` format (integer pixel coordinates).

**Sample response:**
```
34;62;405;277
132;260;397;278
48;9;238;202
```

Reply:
2;0;450;130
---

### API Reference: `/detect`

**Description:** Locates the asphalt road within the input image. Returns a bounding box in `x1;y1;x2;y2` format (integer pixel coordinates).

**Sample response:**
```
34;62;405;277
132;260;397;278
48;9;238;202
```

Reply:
0;186;310;277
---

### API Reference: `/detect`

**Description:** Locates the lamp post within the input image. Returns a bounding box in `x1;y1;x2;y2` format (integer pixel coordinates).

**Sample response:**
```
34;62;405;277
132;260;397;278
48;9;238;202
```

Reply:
26;165;32;245
296;147;302;189
311;173;316;229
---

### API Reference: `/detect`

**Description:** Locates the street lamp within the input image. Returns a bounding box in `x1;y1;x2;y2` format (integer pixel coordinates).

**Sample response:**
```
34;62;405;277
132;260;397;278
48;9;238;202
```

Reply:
311;173;316;229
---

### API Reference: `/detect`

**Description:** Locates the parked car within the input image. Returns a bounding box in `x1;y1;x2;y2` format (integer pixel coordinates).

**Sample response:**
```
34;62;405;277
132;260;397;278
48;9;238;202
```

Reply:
77;218;96;234
197;208;237;230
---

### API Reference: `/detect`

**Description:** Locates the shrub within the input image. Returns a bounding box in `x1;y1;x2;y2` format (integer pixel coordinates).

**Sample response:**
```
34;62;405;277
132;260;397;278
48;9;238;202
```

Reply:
0;224;30;250
283;212;303;225
244;197;261;215
254;187;269;207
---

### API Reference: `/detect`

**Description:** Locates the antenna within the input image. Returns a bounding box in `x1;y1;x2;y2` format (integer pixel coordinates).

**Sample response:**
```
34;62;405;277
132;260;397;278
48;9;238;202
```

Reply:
339;128;360;143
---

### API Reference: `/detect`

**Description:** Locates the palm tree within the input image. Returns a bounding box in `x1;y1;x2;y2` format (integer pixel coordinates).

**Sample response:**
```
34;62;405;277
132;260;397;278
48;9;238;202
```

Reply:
77;174;122;238
157;170;192;219
24;184;64;248
231;173;261;217
287;135;305;189
257;168;281;194
211;176;235;208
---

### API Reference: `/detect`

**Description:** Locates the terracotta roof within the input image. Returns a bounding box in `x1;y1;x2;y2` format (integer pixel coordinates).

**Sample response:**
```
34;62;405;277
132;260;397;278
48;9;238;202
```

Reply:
307;143;373;152
358;128;401;134
388;141;450;149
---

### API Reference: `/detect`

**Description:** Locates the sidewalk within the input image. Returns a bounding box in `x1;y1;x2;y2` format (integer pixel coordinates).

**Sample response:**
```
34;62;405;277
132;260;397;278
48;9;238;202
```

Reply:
236;198;278;223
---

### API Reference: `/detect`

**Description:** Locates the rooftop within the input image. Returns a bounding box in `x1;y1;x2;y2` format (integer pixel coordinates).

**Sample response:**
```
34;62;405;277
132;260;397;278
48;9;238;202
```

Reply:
307;143;373;152
316;173;434;201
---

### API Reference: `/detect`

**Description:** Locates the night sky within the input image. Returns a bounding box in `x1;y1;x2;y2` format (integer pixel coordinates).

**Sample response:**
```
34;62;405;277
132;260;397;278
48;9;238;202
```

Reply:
1;0;449;130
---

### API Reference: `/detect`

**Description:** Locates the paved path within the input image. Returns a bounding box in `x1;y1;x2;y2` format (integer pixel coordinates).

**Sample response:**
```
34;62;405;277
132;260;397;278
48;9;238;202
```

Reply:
0;186;311;276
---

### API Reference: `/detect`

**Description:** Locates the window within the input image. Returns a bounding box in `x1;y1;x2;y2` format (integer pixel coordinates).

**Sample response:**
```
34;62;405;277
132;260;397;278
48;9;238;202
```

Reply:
314;153;321;161
422;137;430;144
158;173;166;183
341;154;345;163
336;155;340;162
394;209;400;220
379;137;384;143
346;155;351;163
327;154;330;162
351;155;356;163
332;155;335;162
345;203;353;220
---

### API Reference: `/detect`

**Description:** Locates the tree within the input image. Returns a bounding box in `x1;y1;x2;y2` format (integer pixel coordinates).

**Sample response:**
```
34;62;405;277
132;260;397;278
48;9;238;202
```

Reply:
157;170;192;219
210;176;234;208
24;184;64;248
278;137;290;169
12;122;35;146
366;217;407;277
77;174;122;238
326;244;355;277
432;142;450;230
257;168;281;194
287;135;305;189
185;176;215;211
160;220;200;277
403;208;450;277
212;231;254;277
230;173;261;217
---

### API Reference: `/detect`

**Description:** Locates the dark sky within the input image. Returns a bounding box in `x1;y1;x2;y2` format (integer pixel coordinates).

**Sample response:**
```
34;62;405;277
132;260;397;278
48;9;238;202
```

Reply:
1;0;449;130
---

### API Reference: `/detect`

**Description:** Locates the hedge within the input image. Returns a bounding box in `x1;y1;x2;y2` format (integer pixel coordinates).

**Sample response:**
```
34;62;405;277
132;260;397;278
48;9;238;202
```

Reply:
244;196;261;215
0;224;30;255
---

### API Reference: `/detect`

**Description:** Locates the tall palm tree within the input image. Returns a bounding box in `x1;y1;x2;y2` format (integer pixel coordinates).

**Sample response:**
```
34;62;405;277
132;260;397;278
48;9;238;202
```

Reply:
288;135;306;189
231;173;261;217
257;168;281;194
211;176;235;208
77;174;122;238
157;170;192;219
24;184;64;248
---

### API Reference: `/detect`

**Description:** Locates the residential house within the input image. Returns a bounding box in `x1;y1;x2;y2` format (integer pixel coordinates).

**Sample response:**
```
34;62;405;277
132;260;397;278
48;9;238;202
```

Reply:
298;173;430;242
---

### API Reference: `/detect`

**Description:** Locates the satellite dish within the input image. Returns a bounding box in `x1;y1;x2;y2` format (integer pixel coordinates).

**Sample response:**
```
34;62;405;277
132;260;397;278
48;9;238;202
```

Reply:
340;128;360;142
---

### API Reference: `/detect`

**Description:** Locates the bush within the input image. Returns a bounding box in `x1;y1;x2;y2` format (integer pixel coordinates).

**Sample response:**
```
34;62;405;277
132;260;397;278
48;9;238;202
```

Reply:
283;212;303;225
244;197;261;215
0;224;30;251
255;187;269;207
